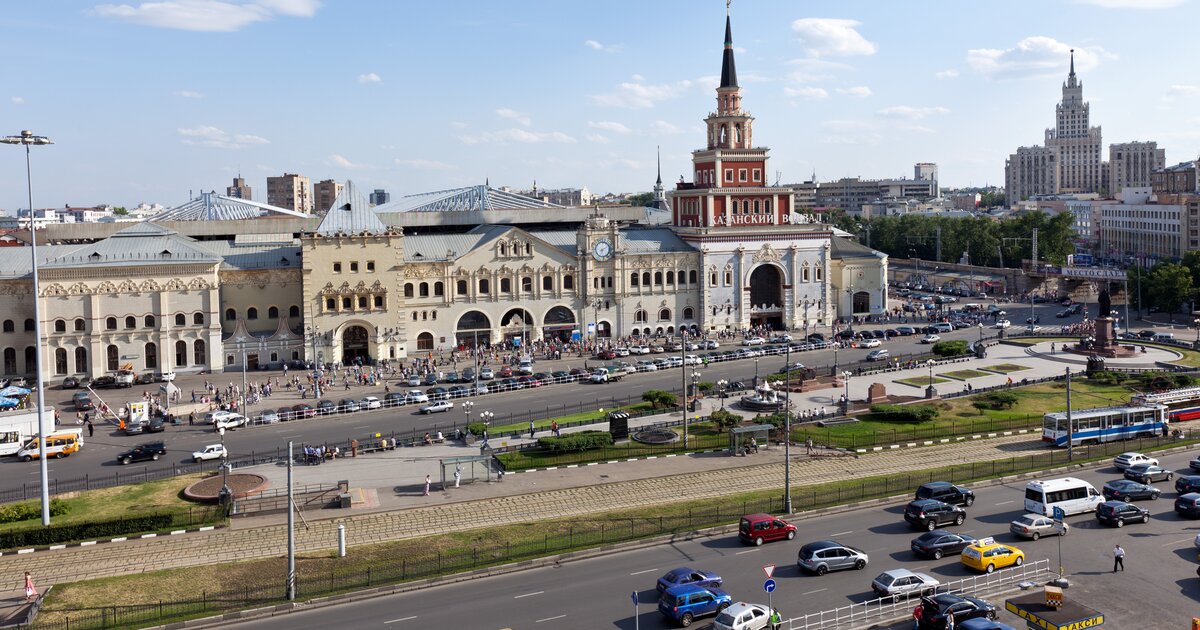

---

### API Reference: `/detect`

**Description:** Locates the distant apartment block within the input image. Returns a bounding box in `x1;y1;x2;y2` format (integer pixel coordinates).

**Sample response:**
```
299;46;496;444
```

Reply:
313;179;344;214
517;187;594;207
369;189;391;206
1109;141;1165;194
266;173;312;213
1152;160;1199;195
226;176;252;200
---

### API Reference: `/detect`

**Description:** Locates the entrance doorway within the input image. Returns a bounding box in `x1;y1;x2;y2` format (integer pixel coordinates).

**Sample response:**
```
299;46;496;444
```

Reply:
749;264;785;330
852;291;871;315
342;325;370;363
246;353;259;370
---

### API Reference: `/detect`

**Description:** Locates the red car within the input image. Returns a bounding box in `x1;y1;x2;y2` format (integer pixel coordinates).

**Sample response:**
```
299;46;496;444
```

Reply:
519;376;542;388
291;404;317;418
738;513;797;546
597;350;617;360
498;365;514;378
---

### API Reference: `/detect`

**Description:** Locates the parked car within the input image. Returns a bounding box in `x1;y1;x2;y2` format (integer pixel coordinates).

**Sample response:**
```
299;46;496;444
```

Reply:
405;390;429;404
420;400;454;414
337;399;361;413
656;567;723;593
872;568;940;599
214;414;248;431
61;376;79;389
315;400;337;415
738;513;796;546
91;375;117;389
1103;479;1161;502
192;443;227;462
479;367;495;380
447;385;469;398
73;394;94;412
712;602;772;630
290;404;316;418
258;410;280;424
360;396;382;410
918;594;999;629
1177;493;1200;518
1009;514;1067;540
920;334;941;344
427;386;450;400
657;584;731;628
1176;476;1200;495
904;499;966;531
117;441;167;465
797;540;869;575
916;482;976;507
742;337;766;346
1096;500;1150;527
1124;463;1173;484
1114;452;1158;471
910;530;976;560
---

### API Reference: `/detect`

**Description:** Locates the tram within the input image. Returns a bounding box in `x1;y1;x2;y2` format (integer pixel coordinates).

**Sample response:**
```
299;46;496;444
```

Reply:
1132;385;1200;422
1042;404;1167;447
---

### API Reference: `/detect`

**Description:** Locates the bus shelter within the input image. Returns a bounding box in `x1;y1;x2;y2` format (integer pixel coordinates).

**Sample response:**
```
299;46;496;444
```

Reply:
438;455;502;490
729;424;772;456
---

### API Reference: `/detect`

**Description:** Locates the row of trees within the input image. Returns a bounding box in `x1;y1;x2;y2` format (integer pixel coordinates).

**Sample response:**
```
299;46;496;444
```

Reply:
1128;251;1200;320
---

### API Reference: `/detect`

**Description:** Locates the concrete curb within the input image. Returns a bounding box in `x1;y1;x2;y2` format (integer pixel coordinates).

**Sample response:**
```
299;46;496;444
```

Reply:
0;525;222;557
855;429;1033;453
516;447;726;473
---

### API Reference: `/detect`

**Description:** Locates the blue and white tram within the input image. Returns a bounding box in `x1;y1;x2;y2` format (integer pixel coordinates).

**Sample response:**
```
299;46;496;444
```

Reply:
1042;404;1167;447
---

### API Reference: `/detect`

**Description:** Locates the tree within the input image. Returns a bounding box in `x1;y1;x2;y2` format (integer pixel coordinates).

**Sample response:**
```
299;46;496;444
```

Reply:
709;408;741;433
1147;262;1193;321
978;191;1005;208
625;192;654;207
641;389;677;409
112;207;129;216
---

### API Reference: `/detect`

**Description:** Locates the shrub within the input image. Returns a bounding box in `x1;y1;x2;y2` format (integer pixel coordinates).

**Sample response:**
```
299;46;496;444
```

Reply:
1087;371;1127;385
642;390;678;409
1173;373;1198;388
0;498;67;525
466;422;489;436
932;340;969;357
0;513;177;550
696;382;714;393
869;403;938;423
709;409;741;432
536;430;614;452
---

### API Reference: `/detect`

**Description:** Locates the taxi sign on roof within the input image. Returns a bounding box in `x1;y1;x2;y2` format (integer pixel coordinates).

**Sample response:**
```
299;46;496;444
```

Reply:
978;536;996;546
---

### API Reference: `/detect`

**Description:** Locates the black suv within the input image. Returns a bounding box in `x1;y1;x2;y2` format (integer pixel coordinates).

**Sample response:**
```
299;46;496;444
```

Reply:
1095;500;1150;527
915;481;975;507
117;442;167;465
904;499;966;531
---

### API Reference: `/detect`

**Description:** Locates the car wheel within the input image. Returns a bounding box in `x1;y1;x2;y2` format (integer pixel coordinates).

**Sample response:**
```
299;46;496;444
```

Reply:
1153;492;1161;500
1031;532;1040;541
1122;495;1131;503
717;602;729;614
151;453;159;461
965;496;975;506
1116;518;1124;528
194;457;202;463
926;520;937;531
854;559;866;570
1168;473;1174;481
1142;514;1150;523
21;455;30;462
1015;556;1023;566
932;550;943;560
954;514;965;526
755;537;764;546
988;610;998;620
985;563;995;574
121;457;131;465
786;531;795;540
816;565;828;576
679;613;693;627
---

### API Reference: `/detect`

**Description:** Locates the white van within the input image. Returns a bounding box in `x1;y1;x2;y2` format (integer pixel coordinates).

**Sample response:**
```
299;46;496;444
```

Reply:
16;431;82;462
1153;332;1175;343
517;358;534;375
1023;477;1103;517
930;322;954;333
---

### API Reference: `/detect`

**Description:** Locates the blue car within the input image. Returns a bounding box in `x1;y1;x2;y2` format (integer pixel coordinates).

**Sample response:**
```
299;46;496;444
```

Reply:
656;567;723;593
657;584;731;627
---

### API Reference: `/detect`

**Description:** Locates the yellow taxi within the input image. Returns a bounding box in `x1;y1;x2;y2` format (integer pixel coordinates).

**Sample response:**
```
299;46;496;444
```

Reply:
960;537;1025;574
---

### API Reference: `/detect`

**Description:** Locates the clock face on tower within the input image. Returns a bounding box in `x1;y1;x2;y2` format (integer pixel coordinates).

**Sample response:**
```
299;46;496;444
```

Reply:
592;239;613;261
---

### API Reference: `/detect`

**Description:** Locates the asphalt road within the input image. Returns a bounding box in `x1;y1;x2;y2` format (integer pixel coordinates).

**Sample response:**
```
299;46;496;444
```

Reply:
3;297;1159;497
224;448;1200;630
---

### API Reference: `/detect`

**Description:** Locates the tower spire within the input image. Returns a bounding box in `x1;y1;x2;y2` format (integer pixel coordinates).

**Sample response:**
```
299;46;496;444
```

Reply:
656;145;662;185
720;5;738;89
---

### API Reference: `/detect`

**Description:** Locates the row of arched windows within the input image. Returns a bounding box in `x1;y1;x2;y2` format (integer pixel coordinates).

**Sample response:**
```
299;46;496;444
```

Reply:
632;307;695;323
731;198;771;214
629;270;699;288
411;311;438;321
1;320;34;334
52;313;209;334
225;305;301;322
84;340;207;373
1;347;36;376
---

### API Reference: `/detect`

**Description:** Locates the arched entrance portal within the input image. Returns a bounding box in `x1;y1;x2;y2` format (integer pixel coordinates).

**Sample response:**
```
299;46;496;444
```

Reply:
342;325;370;364
455;311;491;348
748;264;785;330
542;306;576;342
501;308;534;346
852;291;871;315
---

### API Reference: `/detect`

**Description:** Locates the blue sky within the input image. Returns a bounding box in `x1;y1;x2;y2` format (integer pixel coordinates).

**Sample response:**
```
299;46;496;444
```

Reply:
1;0;1198;211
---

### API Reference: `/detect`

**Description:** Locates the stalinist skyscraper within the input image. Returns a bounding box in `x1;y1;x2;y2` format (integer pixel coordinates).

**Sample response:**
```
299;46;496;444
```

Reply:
1045;50;1103;194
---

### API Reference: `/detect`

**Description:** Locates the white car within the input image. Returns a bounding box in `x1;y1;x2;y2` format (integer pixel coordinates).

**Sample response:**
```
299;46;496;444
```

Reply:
771;334;793;343
632;346;651;355
994;319;1011;329
684;354;702;365
920;334;941;344
191;444;227;462
871;568;940;598
702;340;720;349
685;342;702;351
743;337;766;346
405;390;430;404
860;338;882;348
635;360;658;372
1114;452;1159;471
214;414;247;431
360;396;382;410
615;347;631;357
419;400;454;414
158;372;176;382
713;602;772;630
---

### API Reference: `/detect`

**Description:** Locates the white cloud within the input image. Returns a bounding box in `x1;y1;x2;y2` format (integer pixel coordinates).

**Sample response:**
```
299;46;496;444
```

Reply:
784;86;829;100
876;105;950;120
967;37;1109;80
10;97;24;105
590;77;698;109
357;72;381;84
396;158;453;170
495;108;532;126
457;129;576;145
585;133;609;144
630;74;645;82
650;120;682;135
449;121;468;129
584;39;621;52
177;125;269;149
587;120;632;134
836;86;872;97
791;18;877;57
935;69;959;80
1073;0;1185;7
784;58;852;84
92;0;319;32
327;154;362;169
1165;84;1200;99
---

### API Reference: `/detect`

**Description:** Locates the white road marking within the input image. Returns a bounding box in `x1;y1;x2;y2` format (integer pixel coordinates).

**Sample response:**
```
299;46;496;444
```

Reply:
735;548;760;555
629;568;658;576
829;530;853;537
1163;537;1195;547
536;615;567;623
514;591;544;599
995;500;1014;506
383;616;417;624
803;588;827;595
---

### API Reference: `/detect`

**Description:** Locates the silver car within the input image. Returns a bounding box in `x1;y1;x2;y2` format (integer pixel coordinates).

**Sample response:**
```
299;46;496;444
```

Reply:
797;540;869;575
871;568;940;599
1009;513;1068;540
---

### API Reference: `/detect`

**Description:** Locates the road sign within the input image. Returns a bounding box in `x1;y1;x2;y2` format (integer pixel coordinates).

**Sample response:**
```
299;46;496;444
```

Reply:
631;590;638;605
1053;506;1066;523
763;579;776;593
763;564;776;579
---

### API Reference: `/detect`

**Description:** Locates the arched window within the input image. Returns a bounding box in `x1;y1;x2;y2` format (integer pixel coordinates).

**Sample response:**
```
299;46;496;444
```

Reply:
404;283;414;298
247;307;258;320
563;275;574;289
175;313;186;326
499;242;507;257
145;342;158;369
175;340;187;367
145;315;156;328
1;320;11;333
54;348;67;375
23;346;34;373
412;312;418;321
53;320;66;333
725;271;733;286
421;311;427;321
374;296;384;308
125;316;136;329
683;307;695;320
194;312;205;325
74;347;87;373
106;317;117;331
479;279;490;294
268;306;279;319
654;272;663;285
525;243;532;256
677;271;686;286
23;319;33;332
542;277;552;291
500;278;511;293
326;298;336;310
710;272;718;286
225;308;236;322
289;305;300;318
815;266;824;281
659;308;671;321
801;264;810;282
642;272;651;286
764;199;771;212
2;348;14;374
689;270;698;285
666;271;675;285
434;282;444;297
357;296;367;308
417;332;434;350
753;199;760;214
634;309;647;323
630;273;639;287
74;318;86;332
193;340;206;366
419;282;429;297
521;277;532;292
456;280;468;295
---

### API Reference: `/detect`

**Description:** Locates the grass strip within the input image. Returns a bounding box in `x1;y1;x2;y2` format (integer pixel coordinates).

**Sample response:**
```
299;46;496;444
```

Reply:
939;369;993;381
895;376;951;387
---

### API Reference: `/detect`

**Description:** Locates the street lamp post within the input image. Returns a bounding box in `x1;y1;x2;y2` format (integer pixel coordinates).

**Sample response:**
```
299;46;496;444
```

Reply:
783;344;793;514
841;370;851;414
1;130;54;526
687;368;700;448
218;426;231;511
753;357;760;387
926;359;937;400
307;323;322;398
717;379;728;410
462;400;474;431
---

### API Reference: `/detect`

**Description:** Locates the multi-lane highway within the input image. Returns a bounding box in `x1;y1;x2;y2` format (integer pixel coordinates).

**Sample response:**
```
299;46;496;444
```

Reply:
225;448;1200;629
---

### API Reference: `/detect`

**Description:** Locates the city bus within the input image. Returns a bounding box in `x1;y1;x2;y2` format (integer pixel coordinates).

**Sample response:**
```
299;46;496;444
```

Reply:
1041;404;1166;447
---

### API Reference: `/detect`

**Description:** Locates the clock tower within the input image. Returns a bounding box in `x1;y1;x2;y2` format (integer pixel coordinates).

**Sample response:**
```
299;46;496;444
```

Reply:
577;215;619;337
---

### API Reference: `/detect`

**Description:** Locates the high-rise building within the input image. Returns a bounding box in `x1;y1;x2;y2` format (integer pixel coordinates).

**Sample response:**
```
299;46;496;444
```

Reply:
1108;141;1165;195
226;176;252;200
1005;146;1060;205
369;189;391;206
313;179;344;214
1046;51;1103;194
914;163;939;197
266;173;312;213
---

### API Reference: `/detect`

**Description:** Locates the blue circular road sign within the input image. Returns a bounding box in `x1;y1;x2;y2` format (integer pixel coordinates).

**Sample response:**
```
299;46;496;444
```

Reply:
763;579;776;593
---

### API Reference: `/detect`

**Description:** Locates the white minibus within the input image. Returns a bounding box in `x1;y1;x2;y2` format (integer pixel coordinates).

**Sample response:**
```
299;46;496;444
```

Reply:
1023;477;1103;517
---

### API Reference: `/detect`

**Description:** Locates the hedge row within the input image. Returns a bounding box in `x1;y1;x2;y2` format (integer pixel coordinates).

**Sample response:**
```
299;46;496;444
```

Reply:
0;498;67;525
869;403;938;423
0;513;176;549
932;340;970;357
535;430;614;452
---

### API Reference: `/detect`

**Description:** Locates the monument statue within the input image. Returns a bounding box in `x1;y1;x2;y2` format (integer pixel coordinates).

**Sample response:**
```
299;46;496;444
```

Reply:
1098;289;1111;318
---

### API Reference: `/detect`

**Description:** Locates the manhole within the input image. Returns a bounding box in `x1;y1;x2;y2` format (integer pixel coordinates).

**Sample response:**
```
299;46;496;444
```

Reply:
632;428;678;444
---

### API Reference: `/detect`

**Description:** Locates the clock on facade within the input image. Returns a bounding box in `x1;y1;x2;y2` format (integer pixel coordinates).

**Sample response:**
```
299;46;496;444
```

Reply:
592;239;613;261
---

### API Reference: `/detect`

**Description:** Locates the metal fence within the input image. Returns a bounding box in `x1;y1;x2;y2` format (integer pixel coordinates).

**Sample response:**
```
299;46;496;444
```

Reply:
786;559;1053;629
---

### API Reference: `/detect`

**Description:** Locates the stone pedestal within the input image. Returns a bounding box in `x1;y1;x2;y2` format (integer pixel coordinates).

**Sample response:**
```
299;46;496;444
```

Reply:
867;383;887;403
1094;317;1116;348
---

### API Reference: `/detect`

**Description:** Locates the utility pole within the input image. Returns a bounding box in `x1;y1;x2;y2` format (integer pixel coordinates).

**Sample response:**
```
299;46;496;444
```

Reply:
935;224;942;263
1066;368;1073;461
783;344;792;513
287;441;296;600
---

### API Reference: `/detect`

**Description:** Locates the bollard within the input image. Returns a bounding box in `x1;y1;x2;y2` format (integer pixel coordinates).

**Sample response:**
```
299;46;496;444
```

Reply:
338;523;346;557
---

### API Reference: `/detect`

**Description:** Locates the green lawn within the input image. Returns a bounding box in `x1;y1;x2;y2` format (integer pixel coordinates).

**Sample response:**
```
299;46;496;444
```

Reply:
982;363;1031;373
489;402;659;435
940;369;993;380
895;376;951;387
497;424;731;470
0;474;213;534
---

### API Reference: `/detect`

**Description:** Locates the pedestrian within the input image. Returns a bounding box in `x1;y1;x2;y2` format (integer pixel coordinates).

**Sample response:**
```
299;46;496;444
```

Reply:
945;610;955;630
423;474;431;496
189;412;195;426
911;604;923;630
23;571;36;601
551;420;559;437
1113;544;1124;572
770;608;782;630
454;465;462;488
86;419;93;438
806;437;814;455
529;420;536;438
